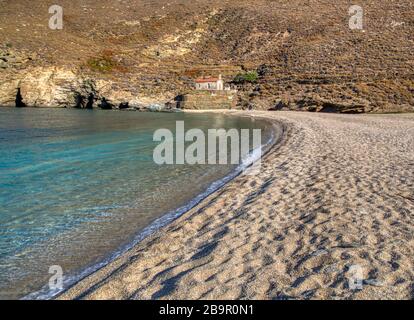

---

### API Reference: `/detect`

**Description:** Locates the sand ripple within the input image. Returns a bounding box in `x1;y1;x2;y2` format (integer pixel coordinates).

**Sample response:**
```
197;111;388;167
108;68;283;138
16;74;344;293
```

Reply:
60;111;414;300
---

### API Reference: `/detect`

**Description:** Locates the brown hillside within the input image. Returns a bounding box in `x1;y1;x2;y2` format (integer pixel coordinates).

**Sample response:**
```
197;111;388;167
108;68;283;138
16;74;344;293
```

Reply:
0;0;413;111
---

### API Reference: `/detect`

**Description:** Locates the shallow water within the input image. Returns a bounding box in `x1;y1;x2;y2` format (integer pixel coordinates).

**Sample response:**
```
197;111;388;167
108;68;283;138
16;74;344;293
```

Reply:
0;108;273;299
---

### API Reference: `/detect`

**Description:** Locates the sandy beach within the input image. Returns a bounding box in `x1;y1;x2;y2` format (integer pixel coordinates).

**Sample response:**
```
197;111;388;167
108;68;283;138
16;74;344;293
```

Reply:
59;111;414;300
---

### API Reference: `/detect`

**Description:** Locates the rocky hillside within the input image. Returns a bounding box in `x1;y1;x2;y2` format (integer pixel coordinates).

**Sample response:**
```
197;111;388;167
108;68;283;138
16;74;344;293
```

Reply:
0;0;413;112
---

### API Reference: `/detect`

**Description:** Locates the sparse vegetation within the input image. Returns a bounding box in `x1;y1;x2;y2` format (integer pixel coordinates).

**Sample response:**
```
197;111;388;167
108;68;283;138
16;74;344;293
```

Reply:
87;49;117;72
233;71;259;84
87;56;115;72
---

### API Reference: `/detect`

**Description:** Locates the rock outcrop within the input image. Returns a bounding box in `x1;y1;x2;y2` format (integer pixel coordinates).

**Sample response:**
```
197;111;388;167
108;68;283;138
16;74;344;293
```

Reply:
98;97;113;110
0;66;167;108
0;67;84;107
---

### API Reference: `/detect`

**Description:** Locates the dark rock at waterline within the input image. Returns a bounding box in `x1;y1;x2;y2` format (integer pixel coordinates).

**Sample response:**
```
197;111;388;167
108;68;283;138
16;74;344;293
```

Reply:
74;92;84;109
99;97;113;110
268;99;289;111
165;101;176;109
15;88;26;108
242;102;254;110
85;93;95;109
74;92;98;109
119;102;129;109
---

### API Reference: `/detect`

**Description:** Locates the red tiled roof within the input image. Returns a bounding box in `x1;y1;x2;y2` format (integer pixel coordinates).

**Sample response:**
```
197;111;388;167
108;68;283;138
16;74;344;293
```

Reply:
195;77;219;83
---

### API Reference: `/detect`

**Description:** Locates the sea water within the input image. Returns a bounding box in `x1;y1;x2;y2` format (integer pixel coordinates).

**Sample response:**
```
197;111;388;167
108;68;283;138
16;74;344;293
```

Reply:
0;108;274;299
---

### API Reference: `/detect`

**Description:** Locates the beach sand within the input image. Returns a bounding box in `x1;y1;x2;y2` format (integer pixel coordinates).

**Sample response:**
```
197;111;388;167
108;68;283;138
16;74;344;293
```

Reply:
59;111;414;300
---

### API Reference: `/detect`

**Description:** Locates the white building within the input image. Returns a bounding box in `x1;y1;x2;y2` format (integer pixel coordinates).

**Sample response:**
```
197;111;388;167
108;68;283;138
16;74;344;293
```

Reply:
195;74;224;91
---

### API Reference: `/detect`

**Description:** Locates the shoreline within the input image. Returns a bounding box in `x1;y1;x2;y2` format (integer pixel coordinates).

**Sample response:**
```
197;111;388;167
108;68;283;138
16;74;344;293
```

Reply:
23;110;282;300
58;110;414;300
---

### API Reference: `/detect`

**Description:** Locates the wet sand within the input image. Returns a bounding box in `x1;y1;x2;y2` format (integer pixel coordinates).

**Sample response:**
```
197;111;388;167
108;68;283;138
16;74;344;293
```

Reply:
59;111;414;300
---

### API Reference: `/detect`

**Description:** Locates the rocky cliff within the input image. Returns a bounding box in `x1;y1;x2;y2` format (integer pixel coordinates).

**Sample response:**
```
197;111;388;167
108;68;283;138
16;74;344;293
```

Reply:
0;0;413;112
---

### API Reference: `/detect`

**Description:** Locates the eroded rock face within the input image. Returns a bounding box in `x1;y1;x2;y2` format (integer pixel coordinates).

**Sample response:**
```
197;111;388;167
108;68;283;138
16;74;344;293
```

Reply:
0;67;164;108
0;67;80;107
0;74;20;107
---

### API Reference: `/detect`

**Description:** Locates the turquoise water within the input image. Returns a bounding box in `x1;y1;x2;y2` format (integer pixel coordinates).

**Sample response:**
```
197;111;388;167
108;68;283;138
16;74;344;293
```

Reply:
0;108;272;299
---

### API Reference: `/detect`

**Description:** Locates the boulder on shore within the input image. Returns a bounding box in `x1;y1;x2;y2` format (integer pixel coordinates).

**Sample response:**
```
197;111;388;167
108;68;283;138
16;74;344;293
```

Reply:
98;97;113;110
119;102;129;109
